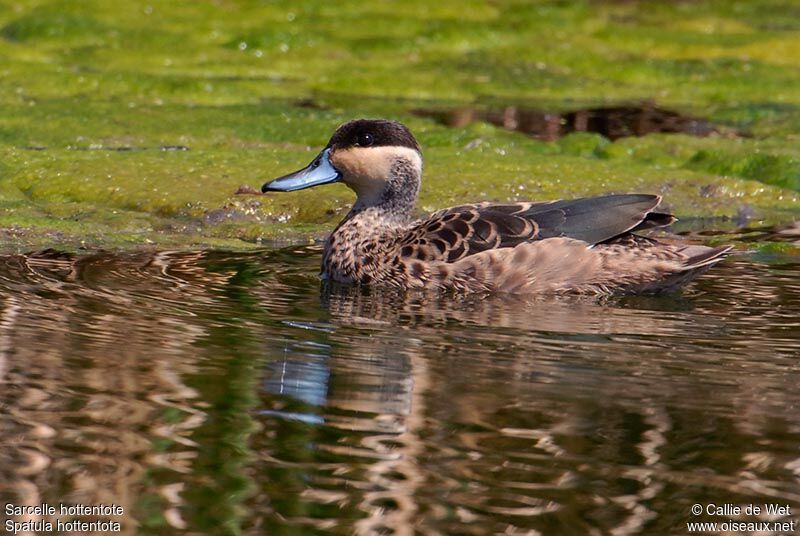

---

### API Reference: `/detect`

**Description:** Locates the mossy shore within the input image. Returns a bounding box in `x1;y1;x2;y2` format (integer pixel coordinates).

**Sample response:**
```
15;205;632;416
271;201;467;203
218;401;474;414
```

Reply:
1;0;798;252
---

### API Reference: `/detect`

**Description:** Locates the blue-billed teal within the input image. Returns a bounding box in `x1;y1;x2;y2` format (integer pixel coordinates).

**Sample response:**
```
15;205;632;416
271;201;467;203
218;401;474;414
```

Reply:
262;119;731;294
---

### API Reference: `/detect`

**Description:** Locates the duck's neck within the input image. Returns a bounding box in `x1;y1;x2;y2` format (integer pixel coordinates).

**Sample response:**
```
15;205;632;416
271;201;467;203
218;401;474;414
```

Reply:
322;160;421;283
330;192;415;260
350;155;421;224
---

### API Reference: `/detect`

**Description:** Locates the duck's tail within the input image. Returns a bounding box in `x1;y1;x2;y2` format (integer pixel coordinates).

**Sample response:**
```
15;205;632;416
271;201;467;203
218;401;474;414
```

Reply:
677;244;735;270
632;244;734;294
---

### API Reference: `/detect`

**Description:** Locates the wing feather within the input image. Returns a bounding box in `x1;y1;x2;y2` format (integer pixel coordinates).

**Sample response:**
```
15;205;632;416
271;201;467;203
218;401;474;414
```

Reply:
398;194;671;264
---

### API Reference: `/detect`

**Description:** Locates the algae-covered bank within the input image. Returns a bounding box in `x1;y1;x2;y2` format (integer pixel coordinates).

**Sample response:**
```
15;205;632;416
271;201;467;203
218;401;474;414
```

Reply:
1;0;799;252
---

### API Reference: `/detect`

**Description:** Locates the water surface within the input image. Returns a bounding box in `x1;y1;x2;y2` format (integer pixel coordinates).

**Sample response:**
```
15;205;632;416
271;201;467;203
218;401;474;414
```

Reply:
0;244;798;534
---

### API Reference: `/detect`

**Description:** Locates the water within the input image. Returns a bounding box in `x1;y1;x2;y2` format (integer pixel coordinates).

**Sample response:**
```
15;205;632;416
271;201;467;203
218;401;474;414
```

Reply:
0;244;798;535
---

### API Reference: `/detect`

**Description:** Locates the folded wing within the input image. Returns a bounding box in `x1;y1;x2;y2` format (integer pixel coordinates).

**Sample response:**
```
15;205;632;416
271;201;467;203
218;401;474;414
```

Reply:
399;194;675;263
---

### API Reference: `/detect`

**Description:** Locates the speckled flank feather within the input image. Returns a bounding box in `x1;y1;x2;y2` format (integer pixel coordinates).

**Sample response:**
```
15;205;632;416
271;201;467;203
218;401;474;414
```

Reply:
398;238;731;294
264;119;732;295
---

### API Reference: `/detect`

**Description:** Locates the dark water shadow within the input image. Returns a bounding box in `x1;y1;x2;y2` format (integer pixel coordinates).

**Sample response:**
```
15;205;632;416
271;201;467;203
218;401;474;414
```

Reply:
413;101;739;141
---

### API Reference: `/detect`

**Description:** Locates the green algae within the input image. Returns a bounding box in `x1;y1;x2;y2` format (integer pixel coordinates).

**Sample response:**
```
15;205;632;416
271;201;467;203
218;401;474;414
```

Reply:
1;0;799;252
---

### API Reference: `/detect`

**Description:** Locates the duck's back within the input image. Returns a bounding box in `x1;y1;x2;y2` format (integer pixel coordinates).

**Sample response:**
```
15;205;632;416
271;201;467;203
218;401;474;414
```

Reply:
334;194;731;294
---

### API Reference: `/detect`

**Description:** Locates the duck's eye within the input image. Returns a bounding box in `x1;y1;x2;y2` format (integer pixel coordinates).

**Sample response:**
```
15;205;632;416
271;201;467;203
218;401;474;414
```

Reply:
357;133;374;147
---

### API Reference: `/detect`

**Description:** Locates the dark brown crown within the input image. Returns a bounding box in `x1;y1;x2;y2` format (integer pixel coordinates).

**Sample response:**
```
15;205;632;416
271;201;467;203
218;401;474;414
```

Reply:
327;119;421;152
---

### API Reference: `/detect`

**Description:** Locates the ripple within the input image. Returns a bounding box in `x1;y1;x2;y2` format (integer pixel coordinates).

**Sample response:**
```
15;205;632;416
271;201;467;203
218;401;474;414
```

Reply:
0;245;798;534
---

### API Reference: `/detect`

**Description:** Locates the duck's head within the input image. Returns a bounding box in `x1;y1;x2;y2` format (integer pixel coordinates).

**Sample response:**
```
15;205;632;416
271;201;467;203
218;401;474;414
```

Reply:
262;119;423;212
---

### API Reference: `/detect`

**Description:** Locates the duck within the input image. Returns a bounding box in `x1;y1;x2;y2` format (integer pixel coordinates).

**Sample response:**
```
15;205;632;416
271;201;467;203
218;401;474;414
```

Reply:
261;119;731;294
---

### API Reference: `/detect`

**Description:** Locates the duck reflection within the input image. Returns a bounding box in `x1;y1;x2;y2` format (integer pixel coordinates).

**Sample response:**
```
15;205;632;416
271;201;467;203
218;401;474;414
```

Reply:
320;280;699;334
260;340;330;424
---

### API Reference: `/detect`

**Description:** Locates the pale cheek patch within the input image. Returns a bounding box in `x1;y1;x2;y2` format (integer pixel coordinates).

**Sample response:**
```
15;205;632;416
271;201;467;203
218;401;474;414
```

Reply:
331;146;422;200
